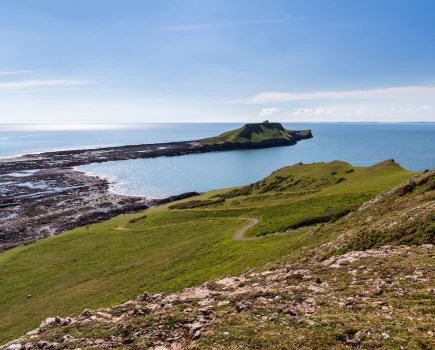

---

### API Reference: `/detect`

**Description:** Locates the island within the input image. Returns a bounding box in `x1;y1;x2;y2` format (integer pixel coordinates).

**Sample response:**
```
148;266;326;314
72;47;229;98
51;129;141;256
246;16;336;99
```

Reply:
0;122;312;251
199;121;312;148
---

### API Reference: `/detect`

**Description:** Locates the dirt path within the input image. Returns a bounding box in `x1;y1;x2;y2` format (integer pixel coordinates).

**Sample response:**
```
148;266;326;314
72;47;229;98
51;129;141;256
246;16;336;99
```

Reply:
115;217;314;241
232;218;259;240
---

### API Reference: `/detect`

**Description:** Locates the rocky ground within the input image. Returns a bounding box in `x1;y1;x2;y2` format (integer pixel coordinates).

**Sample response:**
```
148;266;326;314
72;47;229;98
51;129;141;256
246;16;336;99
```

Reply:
0;167;153;252
1;244;433;350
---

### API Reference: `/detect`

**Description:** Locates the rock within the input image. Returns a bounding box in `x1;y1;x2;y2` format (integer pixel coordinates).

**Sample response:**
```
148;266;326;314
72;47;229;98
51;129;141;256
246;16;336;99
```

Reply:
198;308;213;316
192;329;202;340
285;309;297;317
188;322;203;335
80;309;91;317
152;292;165;300
25;330;38;337
39;316;62;328
133;304;149;316
136;292;153;302
24;343;34;350
346;338;361;348
308;285;324;293
235;301;252;312
36;341;47;349
6;344;22;350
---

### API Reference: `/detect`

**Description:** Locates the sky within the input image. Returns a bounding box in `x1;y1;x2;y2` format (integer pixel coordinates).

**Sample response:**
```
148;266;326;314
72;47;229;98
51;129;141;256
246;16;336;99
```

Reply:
0;0;435;123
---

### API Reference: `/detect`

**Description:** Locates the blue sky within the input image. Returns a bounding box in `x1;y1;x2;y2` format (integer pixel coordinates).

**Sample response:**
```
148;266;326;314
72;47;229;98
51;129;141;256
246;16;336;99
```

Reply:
1;0;435;123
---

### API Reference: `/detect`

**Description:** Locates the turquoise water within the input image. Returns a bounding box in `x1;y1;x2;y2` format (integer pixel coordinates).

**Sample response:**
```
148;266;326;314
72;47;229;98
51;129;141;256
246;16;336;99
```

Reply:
70;123;435;198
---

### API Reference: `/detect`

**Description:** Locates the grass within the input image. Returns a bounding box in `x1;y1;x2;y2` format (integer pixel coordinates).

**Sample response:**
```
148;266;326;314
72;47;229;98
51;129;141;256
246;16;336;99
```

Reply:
0;160;416;343
199;122;308;144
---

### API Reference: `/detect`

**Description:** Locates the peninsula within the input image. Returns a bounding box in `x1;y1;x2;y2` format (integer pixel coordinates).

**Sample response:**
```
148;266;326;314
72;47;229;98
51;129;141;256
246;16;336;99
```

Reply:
0;122;312;251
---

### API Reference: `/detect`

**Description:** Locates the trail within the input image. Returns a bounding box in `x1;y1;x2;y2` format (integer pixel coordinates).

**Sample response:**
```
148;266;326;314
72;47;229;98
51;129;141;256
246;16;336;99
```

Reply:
232;218;259;240
115;217;314;241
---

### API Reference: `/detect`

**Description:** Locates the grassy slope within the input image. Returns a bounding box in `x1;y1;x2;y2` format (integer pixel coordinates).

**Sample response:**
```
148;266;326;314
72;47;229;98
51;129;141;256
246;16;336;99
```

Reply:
199;122;304;144
0;160;416;343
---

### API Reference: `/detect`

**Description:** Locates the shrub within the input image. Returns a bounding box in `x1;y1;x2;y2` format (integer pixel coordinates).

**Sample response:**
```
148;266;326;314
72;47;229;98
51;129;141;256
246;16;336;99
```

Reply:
169;198;225;209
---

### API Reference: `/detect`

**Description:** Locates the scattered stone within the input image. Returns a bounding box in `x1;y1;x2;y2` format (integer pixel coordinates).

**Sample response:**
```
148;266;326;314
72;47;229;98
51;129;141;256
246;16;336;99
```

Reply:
235;301;252;312
1;243;433;350
346;338;362;348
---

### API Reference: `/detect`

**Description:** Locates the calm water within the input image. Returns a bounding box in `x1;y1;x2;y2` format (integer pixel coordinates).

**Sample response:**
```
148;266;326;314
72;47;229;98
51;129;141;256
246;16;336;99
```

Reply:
0;123;237;157
1;123;434;198
74;123;435;198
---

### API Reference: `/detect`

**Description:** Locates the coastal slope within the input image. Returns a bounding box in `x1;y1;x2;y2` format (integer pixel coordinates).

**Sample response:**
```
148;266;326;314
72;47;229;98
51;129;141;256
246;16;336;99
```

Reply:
1;169;433;349
0;160;422;344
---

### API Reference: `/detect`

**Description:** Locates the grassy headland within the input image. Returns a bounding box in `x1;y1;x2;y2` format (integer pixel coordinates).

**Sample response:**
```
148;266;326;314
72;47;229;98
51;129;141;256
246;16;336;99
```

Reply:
199;121;312;145
0;160;419;343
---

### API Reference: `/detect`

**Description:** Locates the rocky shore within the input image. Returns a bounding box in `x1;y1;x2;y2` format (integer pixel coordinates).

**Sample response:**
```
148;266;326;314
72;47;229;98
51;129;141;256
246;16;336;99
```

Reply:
0;132;312;252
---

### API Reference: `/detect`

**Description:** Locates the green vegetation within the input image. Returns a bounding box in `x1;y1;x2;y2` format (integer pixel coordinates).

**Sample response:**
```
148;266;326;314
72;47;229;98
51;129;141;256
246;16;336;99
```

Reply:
0;160;417;342
199;122;311;145
314;169;435;260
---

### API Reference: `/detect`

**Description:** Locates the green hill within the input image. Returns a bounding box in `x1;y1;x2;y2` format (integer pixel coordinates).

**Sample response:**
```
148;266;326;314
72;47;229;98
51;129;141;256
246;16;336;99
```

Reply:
0;160;420;344
199;121;312;145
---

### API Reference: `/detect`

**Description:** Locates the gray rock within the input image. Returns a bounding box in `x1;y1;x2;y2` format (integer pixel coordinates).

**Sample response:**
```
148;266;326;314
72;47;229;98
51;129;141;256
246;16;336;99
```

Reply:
6;344;22;350
235;301;252;312
346;339;361;348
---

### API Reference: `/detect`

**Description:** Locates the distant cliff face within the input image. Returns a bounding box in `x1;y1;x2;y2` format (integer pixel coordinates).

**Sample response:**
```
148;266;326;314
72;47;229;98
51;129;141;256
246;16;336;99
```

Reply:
199;122;312;146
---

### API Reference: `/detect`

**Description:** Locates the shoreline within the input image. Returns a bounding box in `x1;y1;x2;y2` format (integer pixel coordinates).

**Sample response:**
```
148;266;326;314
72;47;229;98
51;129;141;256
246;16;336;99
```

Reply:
0;134;312;252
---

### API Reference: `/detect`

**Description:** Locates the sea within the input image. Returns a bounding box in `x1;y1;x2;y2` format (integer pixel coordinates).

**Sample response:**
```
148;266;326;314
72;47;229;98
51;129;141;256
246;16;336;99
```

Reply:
1;123;434;198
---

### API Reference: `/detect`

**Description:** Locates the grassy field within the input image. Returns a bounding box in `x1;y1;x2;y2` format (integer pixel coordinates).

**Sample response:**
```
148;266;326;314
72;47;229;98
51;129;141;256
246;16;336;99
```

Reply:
0;160;416;343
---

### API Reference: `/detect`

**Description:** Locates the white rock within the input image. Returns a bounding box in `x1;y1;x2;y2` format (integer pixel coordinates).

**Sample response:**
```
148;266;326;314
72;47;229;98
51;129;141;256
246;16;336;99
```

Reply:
6;344;22;350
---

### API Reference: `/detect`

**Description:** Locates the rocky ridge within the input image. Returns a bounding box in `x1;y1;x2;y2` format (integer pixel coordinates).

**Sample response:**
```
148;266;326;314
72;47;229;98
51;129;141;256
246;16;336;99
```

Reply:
1;244;433;349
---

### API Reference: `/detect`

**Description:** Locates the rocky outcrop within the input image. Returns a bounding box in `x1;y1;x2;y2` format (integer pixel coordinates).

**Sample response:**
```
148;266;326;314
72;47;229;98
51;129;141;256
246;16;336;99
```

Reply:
2;244;433;349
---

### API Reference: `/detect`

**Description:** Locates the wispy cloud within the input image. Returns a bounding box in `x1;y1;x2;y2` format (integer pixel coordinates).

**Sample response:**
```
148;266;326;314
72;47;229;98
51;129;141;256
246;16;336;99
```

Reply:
234;86;435;104
291;107;332;116
0;80;91;92
259;107;281;116
0;70;33;76
159;19;290;31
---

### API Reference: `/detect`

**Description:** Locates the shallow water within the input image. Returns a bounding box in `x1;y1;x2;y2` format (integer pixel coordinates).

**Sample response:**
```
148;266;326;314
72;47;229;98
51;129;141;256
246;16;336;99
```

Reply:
75;123;435;198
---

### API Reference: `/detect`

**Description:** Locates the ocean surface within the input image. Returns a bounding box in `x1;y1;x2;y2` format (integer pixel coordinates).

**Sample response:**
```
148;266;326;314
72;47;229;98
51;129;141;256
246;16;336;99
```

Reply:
1;123;435;198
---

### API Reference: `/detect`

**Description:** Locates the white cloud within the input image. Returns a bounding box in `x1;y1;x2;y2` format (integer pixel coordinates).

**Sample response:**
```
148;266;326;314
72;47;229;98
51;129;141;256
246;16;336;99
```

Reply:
259;107;281;116
0;80;91;92
0;70;32;75
159;19;289;31
237;86;435;104
291;107;332;116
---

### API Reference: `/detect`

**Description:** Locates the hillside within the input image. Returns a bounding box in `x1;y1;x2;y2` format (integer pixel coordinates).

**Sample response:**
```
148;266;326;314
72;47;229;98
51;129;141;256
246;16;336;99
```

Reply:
0;160;419;344
1;170;433;349
199;122;312;146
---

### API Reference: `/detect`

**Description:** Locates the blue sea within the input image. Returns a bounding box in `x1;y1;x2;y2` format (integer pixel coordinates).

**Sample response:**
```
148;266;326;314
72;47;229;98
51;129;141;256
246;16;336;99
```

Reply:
1;123;434;198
